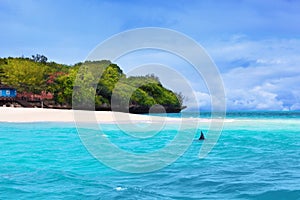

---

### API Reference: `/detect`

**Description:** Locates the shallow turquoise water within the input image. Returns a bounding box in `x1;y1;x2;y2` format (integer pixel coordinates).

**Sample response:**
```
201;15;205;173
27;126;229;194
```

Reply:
0;112;300;199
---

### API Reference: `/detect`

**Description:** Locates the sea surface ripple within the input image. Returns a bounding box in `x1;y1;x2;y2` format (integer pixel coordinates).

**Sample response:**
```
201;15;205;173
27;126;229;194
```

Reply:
0;111;299;199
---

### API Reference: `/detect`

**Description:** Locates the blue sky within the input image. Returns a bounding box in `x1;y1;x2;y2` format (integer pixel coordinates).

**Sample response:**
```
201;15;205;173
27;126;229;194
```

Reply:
1;0;300;110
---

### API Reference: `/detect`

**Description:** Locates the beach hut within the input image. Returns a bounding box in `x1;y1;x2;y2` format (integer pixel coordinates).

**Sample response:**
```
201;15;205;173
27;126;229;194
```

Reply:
0;84;17;98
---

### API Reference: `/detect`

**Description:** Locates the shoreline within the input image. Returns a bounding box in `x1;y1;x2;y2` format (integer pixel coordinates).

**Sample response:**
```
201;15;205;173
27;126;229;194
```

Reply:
3;107;294;124
0;107;188;123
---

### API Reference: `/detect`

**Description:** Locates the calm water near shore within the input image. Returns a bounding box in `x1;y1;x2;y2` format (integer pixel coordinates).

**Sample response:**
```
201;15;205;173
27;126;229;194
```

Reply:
0;112;299;199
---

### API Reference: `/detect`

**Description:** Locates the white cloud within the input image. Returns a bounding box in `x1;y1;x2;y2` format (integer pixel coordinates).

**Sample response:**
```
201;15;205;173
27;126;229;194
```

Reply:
199;37;300;111
185;91;211;110
226;86;285;110
207;37;300;72
221;66;300;110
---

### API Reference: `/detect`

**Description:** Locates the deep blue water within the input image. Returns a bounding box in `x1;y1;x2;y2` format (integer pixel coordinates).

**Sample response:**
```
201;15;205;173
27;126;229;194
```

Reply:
0;112;300;199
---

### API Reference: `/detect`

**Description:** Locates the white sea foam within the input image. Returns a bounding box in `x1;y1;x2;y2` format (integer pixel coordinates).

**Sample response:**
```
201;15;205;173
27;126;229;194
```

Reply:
115;186;127;191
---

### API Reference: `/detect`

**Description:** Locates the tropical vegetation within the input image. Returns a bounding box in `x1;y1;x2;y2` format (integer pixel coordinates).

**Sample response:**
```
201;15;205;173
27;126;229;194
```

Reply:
0;55;184;113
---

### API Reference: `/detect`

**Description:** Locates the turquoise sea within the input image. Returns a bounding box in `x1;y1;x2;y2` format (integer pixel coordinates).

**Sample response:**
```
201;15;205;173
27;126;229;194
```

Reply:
1;111;300;199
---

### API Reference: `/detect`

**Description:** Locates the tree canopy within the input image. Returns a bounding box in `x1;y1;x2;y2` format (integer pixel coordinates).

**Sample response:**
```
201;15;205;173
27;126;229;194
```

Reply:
0;56;184;113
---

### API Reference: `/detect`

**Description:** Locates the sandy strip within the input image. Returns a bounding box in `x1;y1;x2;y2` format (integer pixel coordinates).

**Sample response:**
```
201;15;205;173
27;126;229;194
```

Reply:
0;107;194;123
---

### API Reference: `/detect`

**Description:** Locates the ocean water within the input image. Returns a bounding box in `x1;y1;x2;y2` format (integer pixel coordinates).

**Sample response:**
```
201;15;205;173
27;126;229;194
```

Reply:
0;112;300;199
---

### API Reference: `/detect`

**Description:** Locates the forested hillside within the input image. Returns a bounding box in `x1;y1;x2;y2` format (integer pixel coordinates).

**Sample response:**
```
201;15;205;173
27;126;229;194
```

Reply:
0;55;184;113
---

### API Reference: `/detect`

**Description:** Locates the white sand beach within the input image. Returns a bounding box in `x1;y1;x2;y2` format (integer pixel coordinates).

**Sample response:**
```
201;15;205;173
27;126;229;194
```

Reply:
0;107;188;123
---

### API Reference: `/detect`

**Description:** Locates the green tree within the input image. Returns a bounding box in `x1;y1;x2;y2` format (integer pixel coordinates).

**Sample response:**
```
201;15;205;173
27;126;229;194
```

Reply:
0;58;48;93
32;54;48;63
97;63;125;100
0;56;184;112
